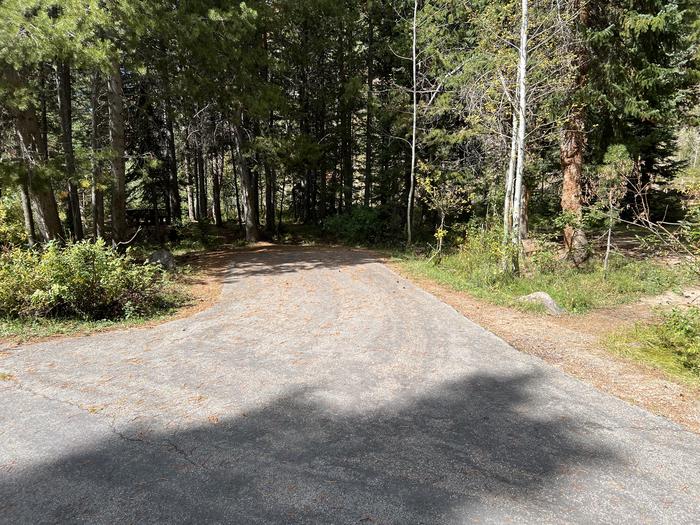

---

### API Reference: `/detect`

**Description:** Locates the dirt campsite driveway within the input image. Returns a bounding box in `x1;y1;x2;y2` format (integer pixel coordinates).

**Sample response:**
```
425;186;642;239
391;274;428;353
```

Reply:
1;246;699;524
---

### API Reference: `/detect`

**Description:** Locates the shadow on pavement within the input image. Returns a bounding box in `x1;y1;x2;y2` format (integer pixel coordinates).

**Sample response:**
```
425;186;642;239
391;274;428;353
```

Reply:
222;245;383;283
1;372;617;523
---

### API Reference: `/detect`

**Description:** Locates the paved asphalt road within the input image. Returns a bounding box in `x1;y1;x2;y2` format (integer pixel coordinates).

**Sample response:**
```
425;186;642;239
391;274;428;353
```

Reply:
1;246;699;524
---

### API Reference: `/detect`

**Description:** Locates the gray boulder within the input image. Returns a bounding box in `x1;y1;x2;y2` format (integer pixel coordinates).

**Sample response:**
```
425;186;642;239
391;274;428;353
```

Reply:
518;291;565;316
147;249;176;271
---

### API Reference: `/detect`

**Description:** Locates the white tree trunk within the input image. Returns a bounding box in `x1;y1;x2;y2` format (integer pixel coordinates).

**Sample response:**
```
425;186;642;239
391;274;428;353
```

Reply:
510;0;528;266
407;0;418;245
503;109;518;244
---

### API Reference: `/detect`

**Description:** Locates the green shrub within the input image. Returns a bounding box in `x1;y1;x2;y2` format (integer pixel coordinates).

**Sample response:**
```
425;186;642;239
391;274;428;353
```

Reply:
0;194;28;248
654;308;700;375
0;240;178;320
607;307;700;383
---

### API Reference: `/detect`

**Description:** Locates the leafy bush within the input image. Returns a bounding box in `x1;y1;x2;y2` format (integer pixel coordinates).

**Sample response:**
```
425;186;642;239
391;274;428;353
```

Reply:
607;307;700;383
653;308;700;375
322;206;403;246
0;194;28;248
0;240;178;320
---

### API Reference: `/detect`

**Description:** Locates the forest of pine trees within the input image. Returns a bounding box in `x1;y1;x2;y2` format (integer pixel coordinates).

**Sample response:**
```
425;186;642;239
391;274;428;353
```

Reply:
0;0;698;264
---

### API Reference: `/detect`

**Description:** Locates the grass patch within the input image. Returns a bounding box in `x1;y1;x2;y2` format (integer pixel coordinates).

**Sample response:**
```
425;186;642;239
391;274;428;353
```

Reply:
392;229;695;314
606;307;700;385
0;306;185;344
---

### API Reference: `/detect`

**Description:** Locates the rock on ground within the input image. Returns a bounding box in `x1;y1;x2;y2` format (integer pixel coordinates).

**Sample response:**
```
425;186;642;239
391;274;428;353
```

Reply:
519;291;566;316
147;249;176;270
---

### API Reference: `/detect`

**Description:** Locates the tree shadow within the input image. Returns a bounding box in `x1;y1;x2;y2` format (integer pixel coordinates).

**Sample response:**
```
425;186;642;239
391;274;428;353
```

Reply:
221;245;384;283
1;372;618;523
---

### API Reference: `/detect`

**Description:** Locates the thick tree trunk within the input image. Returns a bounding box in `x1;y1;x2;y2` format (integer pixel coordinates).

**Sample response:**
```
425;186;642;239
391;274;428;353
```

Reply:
7;64;62;241
91;72;105;239
232;125;261;242
107;59;127;244
560;108;589;264
56;60;84;240
561;0;589;264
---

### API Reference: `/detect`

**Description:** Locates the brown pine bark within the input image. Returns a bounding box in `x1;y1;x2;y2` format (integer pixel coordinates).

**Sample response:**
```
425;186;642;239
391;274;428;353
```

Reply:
6;64;63;242
107;59;127;244
560;108;589;264
560;0;589;264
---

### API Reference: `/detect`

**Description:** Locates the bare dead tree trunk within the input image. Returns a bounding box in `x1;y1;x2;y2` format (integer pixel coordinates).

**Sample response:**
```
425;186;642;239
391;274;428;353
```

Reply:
56;60;84;240
107;59;127;244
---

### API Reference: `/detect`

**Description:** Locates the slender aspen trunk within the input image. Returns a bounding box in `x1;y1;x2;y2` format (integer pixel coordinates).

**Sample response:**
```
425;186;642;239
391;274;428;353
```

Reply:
503;110;518;244
510;0;529;273
603;197;613;276
407;0;418;245
107;59;127;245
